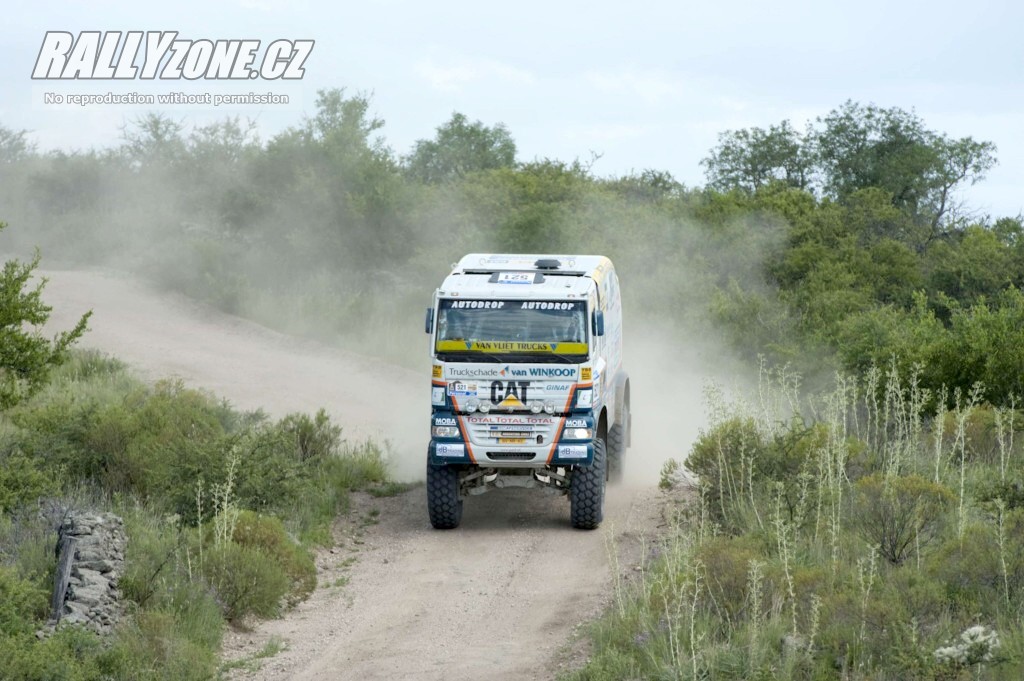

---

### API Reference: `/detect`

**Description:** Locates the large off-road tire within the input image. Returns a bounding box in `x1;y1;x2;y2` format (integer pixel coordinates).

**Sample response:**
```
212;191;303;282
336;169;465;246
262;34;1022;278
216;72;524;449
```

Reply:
570;438;606;530
427;462;463;529
608;401;630;484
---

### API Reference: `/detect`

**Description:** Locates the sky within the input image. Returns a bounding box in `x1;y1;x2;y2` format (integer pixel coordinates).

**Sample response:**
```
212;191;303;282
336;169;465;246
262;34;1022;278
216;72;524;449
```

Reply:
2;0;1022;219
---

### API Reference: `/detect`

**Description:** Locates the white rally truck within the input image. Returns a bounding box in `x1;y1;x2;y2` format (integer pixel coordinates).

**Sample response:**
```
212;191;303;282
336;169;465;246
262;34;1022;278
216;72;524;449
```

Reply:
424;254;630;529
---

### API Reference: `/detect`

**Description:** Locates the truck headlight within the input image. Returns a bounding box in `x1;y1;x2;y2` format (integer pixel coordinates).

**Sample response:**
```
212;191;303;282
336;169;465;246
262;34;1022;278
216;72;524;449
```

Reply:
432;426;460;437
478;402;491;413
576;390;592;408
544;401;555;414
530;401;543;414
568;427;592;440
465;399;479;413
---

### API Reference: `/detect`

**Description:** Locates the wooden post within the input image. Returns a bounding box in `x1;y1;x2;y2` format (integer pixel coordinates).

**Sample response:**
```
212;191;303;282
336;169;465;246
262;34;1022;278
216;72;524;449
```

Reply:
51;535;78;621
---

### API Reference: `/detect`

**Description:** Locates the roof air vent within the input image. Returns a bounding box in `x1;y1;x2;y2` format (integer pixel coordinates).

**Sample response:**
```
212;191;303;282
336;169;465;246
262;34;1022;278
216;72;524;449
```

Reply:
534;258;561;270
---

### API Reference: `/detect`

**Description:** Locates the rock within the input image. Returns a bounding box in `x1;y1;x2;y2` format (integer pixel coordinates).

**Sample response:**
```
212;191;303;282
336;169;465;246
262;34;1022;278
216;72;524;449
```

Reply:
77;548;106;562
71;585;108;607
49;510;127;636
78;559;116;573
62;601;92;625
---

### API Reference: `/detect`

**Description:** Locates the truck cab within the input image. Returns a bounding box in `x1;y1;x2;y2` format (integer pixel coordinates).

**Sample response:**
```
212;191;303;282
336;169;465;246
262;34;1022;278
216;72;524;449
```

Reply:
424;254;630;529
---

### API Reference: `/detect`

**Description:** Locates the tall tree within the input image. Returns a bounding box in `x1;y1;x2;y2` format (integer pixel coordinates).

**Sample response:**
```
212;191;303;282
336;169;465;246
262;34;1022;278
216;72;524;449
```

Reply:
0;222;91;409
702;121;813;193
405;112;517;183
924;135;998;231
0;125;34;164
702;101;997;235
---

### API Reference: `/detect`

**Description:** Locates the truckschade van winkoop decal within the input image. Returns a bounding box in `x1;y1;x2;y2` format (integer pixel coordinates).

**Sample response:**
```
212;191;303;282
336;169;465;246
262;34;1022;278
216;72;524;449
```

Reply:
442;364;580;381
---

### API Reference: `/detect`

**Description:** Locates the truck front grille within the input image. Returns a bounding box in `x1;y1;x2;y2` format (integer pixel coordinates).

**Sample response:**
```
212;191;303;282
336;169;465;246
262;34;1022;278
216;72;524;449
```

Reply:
486;451;537;461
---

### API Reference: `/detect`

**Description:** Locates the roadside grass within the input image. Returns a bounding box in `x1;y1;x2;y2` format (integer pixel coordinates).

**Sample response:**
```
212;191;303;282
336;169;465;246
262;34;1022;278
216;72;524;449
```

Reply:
220;635;287;675
0;349;393;680
568;362;1024;681
366;480;418;498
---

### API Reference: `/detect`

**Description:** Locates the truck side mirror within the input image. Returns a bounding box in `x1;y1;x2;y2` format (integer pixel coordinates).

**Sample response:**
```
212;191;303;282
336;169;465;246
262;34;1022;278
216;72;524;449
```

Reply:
425;307;434;334
592;310;605;337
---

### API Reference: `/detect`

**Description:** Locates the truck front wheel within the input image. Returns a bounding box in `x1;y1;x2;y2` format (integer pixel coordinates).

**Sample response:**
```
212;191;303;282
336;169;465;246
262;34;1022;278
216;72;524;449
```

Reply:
570;438;606;529
427;461;463;529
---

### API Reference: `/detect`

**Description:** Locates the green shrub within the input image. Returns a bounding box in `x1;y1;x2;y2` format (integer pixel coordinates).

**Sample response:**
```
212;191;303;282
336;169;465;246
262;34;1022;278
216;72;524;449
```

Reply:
0;509;61;588
278;408;342;462
0;626;105;681
686;416;768;524
109;610;219;681
119;512;188;610
200;541;289;622
329;439;390;489
687;416;830;530
113;513;223;679
47;349;128;386
229;425;315;516
852;473;955;565
0;450;56;512
974;474;1024;511
696;535;768;623
927;522;1004;608
8;378;234;511
232;510;316;606
0;566;48;636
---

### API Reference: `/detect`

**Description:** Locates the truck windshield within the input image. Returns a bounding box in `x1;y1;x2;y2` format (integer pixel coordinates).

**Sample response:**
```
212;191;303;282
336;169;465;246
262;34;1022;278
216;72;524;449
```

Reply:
435;299;588;357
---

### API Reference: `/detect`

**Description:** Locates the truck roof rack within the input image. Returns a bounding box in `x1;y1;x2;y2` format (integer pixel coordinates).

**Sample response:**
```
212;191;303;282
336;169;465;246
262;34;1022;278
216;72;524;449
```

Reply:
459;268;586;277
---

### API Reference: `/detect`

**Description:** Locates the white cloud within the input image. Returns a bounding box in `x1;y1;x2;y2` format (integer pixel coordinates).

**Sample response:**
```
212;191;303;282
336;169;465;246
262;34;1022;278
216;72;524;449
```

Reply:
414;58;535;93
563;123;651;143
235;0;276;11
584;69;683;106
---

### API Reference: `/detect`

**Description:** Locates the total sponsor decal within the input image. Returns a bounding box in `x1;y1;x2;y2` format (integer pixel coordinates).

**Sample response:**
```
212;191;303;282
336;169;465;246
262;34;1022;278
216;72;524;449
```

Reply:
466;415;557;426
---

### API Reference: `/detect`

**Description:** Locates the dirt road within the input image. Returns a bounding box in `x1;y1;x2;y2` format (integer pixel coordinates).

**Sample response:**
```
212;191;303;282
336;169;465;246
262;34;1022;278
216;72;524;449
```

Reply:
40;268;693;680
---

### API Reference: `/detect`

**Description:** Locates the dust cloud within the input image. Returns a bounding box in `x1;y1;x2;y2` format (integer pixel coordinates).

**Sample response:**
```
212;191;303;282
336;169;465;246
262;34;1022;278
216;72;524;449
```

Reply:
619;321;747;487
2;111;786;488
